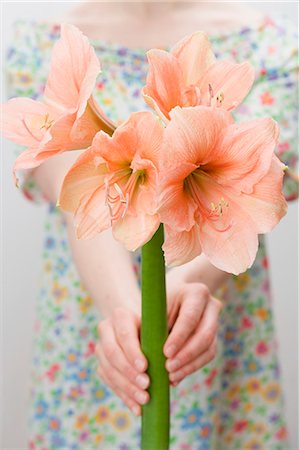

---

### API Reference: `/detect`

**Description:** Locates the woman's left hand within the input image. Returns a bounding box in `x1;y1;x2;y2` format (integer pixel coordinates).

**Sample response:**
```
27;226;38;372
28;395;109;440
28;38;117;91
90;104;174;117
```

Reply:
164;280;223;385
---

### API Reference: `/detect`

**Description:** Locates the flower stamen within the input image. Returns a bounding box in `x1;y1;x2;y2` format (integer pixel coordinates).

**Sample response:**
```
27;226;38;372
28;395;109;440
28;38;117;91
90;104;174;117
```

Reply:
216;92;224;107
122;193;130;218
208;84;214;106
40;113;54;130
210;198;229;216
183;85;201;107
186;173;232;232
104;170;143;223
114;182;127;204
105;179;129;223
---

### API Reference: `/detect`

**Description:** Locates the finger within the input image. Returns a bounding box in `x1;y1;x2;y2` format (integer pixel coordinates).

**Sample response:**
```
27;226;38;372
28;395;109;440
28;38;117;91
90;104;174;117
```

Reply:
97;345;150;406
97;365;141;416
114;387;142;417
97;321;150;389
166;296;222;373
164;283;210;358
112;308;148;372
167;298;180;332
169;336;217;383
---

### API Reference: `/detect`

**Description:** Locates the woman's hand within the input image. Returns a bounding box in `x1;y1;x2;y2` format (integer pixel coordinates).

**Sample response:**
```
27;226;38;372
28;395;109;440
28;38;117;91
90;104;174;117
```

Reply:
164;281;223;386
95;279;223;416
96;307;150;417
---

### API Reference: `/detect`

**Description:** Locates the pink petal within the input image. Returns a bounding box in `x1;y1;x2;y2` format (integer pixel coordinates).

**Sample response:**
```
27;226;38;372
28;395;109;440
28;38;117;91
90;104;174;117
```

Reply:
93;112;163;171
36;104;107;164
12;112;81;178
112;213;160;251
14;112;89;175
13;148;43;184
142;91;169;124
158;163;198;232
1;98;56;147
59;146;107;213
196;162;286;275
130;154;158;216
169;169;256;274
163;224;202;266
171;32;215;85
44;23;101;119
210;118;279;194
235;156;287;234
162;106;232;168
82;95;116;134
92;128;136;171
70;98;114;144
75;187;111;239
199;206;259;275
199;60;255;111
143;49;184;120
129;112;164;167
36;111;96;162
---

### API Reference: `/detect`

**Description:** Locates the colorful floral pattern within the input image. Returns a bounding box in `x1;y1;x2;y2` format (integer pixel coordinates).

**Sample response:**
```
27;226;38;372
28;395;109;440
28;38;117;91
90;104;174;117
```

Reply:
5;16;298;449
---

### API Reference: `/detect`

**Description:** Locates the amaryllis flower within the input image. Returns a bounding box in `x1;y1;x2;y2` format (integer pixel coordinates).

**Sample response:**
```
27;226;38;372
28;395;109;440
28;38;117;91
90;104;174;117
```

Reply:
1;23;115;183
59;112;163;250
158;106;287;274
143;32;254;122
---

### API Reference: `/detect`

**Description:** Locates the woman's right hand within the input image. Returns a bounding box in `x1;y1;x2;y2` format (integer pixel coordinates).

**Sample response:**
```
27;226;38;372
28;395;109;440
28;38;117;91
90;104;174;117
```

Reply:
96;307;150;417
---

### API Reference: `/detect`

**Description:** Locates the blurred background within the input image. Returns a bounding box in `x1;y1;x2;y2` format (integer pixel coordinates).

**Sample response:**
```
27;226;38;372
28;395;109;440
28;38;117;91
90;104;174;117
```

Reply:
1;1;298;449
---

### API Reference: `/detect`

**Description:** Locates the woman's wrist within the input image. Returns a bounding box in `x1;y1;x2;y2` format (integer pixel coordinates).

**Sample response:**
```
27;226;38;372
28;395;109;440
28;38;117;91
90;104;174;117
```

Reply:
63;213;142;319
99;289;141;319
166;253;230;296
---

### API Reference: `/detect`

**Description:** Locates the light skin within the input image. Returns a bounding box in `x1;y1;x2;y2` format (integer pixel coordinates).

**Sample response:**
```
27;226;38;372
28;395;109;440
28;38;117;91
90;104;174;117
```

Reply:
32;1;263;416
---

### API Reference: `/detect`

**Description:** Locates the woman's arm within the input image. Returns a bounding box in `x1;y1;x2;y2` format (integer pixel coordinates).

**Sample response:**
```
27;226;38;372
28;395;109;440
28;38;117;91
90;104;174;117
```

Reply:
32;151;141;317
167;253;230;297
65;216;141;318
32;156;226;416
32;154;152;412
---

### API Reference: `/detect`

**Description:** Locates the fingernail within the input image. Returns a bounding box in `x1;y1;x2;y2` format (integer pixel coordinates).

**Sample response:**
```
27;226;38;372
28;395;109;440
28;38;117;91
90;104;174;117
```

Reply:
135;358;146;372
170;370;183;382
165;344;176;358
166;358;180;372
136;374;149;389
132;406;140;416
135;391;148;405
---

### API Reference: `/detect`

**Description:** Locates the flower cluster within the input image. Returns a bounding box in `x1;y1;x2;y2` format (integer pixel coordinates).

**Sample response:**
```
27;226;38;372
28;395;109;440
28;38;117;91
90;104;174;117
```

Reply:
1;24;287;274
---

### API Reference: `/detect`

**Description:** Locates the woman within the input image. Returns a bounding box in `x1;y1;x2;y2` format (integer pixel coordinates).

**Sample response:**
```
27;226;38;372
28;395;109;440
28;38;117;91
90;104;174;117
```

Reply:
5;1;298;448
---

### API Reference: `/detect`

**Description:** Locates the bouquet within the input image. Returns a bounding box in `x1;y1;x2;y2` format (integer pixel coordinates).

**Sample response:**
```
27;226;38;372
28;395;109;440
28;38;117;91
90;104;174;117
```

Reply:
1;24;287;450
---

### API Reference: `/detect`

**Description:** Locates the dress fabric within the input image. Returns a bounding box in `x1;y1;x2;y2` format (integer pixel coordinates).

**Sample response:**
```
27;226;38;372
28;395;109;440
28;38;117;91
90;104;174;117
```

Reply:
5;16;298;450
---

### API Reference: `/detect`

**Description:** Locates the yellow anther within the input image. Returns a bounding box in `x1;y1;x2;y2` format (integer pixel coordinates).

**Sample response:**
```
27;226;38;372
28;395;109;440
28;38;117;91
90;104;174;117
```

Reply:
40;113;54;130
210;198;229;216
216;92;224;106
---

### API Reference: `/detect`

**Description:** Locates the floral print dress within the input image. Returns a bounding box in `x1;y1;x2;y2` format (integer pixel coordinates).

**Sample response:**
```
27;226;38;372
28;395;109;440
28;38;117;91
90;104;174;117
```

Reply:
5;15;298;450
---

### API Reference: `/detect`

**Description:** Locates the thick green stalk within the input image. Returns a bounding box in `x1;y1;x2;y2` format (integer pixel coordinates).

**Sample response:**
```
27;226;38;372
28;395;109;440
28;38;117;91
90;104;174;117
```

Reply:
141;224;169;450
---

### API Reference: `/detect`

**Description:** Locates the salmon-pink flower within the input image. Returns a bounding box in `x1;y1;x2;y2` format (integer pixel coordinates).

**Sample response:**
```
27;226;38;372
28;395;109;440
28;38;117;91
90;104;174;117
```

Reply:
143;32;254;122
1;23;115;184
59;112;163;250
158;106;287;274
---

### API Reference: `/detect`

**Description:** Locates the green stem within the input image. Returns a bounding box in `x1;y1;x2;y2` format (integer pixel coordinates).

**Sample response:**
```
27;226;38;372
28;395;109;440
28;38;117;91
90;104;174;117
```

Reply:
141;224;169;450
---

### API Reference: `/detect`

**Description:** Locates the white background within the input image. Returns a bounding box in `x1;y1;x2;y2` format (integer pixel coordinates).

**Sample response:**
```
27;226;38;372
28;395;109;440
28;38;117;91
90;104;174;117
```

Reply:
1;1;298;449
